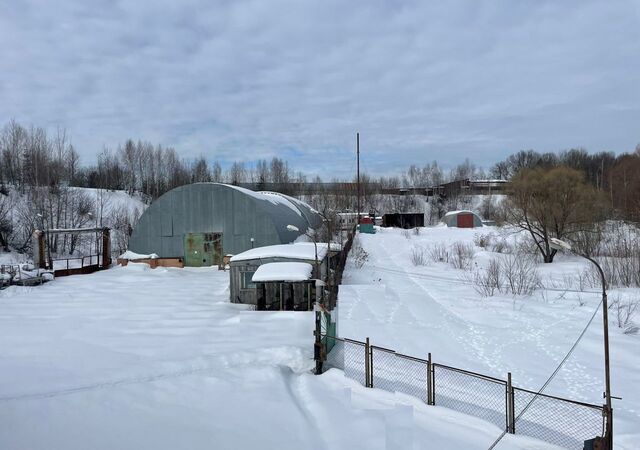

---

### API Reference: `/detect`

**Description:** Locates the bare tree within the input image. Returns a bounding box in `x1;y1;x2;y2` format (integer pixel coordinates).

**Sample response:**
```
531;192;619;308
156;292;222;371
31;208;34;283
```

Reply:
0;190;15;250
228;161;247;185
191;156;211;183
505;166;605;263
211;161;223;183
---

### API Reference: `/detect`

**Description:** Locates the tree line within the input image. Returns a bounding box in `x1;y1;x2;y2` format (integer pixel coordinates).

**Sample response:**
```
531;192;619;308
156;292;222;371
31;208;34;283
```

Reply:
1;118;639;257
489;147;640;222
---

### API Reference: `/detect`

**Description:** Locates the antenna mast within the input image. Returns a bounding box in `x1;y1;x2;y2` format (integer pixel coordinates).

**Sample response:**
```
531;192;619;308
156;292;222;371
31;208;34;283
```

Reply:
356;132;360;224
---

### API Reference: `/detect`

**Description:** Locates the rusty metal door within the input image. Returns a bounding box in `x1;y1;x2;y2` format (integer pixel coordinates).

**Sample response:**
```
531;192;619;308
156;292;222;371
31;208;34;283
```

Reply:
184;233;222;267
457;213;474;228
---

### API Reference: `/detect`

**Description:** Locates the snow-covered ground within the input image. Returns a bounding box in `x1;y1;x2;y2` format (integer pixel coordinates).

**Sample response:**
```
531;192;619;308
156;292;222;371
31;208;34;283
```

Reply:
4;262;567;449
339;225;640;449
1;224;637;449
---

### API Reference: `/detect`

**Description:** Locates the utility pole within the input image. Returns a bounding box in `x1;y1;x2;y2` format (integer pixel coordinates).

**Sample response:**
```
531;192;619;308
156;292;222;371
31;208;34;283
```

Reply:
356;132;360;224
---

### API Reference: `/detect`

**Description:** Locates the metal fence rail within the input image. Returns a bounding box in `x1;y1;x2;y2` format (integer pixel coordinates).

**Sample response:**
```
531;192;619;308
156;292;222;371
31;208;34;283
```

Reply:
320;335;606;449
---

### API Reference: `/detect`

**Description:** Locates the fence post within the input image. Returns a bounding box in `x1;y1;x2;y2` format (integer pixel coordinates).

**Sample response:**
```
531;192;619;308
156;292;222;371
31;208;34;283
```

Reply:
314;311;323;375
431;358;436;405
427;352;433;405
507;372;515;434
365;337;371;388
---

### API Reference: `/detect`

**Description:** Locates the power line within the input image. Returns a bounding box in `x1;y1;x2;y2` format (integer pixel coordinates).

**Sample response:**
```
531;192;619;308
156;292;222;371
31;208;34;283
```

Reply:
365;263;600;294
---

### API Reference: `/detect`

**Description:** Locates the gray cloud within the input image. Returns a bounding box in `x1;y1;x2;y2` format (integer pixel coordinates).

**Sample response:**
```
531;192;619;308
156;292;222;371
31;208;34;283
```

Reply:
1;0;639;177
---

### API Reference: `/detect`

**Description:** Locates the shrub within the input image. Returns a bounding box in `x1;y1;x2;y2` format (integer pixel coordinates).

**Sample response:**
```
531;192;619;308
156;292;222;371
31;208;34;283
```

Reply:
450;242;476;270
470;254;541;297
410;245;428;266
502;253;541;295
590;225;640;288
514;235;540;257
489;237;511;254
473;233;492;249
428;243;449;263
609;297;639;334
471;258;502;296
351;238;369;268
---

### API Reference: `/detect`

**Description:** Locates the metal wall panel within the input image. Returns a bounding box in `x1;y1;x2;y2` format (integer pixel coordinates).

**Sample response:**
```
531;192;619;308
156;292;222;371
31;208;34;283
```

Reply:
129;183;319;263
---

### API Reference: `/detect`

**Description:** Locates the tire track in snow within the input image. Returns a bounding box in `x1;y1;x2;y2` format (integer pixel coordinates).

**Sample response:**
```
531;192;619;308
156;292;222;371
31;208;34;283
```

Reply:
282;369;330;450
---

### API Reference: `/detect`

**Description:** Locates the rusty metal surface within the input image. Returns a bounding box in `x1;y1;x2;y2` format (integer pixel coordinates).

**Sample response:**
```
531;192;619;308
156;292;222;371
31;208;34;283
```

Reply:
184;232;222;267
54;264;100;277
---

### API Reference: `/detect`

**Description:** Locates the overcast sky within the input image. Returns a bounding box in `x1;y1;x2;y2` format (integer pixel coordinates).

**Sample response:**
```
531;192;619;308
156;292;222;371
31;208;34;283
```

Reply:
1;0;639;177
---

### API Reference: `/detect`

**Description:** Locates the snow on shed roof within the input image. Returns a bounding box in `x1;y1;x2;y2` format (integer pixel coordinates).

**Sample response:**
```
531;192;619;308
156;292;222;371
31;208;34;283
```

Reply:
230;242;335;263
251;262;313;282
443;210;478;217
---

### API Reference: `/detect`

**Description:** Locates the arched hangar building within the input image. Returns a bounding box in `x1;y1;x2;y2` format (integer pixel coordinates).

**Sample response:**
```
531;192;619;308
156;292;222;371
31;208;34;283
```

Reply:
128;183;323;267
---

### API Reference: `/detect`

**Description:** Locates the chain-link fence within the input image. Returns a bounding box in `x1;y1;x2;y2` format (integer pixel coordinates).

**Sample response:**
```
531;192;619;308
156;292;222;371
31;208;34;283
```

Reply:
433;364;507;430
321;335;605;449
513;388;604;449
370;346;429;403
323;335;344;371
343;339;367;387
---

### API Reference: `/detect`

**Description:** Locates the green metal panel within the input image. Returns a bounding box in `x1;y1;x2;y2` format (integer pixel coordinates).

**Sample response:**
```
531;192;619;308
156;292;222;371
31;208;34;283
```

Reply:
358;223;375;234
322;311;337;353
184;232;222;267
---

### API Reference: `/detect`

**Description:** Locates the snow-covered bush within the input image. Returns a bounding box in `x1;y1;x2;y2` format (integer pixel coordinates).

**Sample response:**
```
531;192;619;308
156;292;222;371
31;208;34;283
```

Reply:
410;245;428;266
514;235;540;257
351;238;369;268
450;242;475;270
489;237;512;254
470;254;540;297
428;243;449;263
473;233;492;249
609;297;639;334
590;225;640;288
470;259;502;296
401;229;411;239
502;253;541;295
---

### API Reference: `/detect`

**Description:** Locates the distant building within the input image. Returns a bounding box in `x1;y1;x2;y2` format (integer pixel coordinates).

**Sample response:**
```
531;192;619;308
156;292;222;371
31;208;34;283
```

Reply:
443;210;483;228
358;216;376;234
382;213;425;229
128;183;323;267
